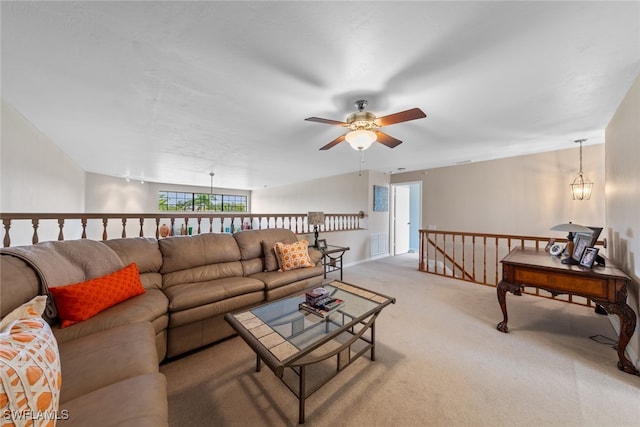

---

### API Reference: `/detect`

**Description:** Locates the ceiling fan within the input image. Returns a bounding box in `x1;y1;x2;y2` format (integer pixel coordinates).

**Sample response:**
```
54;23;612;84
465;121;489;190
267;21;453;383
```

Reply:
305;100;426;151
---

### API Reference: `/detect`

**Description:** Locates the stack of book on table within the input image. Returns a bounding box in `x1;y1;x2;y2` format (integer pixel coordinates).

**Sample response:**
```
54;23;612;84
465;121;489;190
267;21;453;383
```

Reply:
299;287;344;318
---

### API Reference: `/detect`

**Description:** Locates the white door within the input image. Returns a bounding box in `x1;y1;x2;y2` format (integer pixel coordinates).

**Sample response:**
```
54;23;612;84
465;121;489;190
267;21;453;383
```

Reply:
394;185;410;255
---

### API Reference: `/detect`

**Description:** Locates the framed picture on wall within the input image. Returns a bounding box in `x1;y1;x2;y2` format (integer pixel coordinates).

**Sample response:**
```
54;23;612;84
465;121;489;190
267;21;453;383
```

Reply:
373;185;389;212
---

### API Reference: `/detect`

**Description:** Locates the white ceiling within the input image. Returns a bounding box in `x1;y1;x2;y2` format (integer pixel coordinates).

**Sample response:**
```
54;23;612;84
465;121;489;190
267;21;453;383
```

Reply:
2;1;639;190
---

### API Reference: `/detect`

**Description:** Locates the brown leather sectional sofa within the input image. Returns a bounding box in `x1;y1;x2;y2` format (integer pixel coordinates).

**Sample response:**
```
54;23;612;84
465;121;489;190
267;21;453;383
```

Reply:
0;228;324;426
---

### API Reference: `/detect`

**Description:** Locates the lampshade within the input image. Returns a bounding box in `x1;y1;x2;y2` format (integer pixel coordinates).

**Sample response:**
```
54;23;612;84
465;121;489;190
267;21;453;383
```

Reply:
550;222;593;233
345;130;376;151
307;211;325;226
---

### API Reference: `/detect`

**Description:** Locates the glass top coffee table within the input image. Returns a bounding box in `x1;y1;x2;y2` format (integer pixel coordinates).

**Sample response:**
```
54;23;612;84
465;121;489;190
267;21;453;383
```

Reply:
225;280;395;424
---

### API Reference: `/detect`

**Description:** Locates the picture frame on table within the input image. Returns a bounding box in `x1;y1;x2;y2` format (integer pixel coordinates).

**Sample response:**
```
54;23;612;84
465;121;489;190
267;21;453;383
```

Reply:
545;238;556;252
580;247;599;268
316;239;327;251
572;233;592;263
575;226;602;248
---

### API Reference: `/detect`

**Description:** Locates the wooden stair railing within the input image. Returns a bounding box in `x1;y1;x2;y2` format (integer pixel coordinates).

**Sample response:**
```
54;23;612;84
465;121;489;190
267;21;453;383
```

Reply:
419;229;604;308
425;235;475;282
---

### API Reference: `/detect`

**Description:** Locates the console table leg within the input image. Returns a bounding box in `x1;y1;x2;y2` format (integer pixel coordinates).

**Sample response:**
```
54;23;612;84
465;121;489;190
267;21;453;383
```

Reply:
496;280;523;333
598;301;640;376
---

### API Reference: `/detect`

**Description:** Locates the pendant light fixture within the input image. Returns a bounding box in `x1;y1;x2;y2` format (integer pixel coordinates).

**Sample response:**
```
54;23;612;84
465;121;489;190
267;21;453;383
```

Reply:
570;139;593;200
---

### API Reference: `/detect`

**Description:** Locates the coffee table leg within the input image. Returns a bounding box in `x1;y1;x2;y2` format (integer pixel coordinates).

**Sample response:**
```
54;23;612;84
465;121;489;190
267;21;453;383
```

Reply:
299;365;306;424
371;320;376;361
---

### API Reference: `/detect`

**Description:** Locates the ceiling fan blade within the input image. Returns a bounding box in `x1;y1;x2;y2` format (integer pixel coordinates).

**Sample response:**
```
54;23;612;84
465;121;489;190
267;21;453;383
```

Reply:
374;108;426;127
319;134;346;150
375;131;403;148
305;117;348;126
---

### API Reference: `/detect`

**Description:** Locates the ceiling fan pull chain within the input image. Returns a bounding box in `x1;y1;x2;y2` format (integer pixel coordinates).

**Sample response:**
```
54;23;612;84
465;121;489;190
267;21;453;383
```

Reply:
358;149;365;176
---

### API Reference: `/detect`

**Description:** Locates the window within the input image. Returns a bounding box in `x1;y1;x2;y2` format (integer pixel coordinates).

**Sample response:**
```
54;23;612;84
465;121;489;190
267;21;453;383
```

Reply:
158;191;247;212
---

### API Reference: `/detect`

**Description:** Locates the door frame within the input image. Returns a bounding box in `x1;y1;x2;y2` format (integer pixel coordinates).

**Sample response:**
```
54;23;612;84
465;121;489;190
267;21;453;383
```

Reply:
390;181;422;256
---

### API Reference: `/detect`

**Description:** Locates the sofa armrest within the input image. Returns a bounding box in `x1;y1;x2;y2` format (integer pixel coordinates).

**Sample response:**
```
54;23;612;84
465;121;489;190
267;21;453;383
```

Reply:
308;247;323;265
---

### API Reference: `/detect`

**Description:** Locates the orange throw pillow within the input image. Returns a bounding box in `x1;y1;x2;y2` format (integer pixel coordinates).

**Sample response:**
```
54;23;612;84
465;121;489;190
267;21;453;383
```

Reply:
49;263;145;328
274;240;314;271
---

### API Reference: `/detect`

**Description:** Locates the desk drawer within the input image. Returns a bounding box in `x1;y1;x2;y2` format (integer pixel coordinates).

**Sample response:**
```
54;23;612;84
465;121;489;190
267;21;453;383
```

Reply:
514;268;607;299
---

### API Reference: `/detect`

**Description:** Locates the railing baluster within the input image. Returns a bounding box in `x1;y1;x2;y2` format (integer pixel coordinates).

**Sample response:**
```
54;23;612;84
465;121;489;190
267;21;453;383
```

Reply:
57;219;64;241
32;219;39;244
139;218;144;237
81;217;87;239
3;219;11;248
122;218;127;238
102;218;108;240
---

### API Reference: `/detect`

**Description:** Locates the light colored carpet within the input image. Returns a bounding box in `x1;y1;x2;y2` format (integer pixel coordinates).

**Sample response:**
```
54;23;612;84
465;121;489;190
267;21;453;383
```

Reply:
160;254;640;426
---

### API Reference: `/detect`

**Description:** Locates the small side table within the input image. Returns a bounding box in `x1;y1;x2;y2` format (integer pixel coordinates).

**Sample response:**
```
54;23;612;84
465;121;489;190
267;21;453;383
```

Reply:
318;245;350;280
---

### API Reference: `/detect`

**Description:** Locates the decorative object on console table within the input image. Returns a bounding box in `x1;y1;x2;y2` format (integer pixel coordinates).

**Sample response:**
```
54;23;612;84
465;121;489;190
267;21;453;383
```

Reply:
544;238;556;252
571;233;592;264
549;222;593;265
307;211;325;248
580;247;599;268
549;243;564;257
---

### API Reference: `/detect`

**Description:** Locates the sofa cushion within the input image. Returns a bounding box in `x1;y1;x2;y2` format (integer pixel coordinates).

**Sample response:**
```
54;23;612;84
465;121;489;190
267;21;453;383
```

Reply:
250;265;324;291
58;373;168;427
52;289;168;345
0;255;41;320
159;233;241;274
234;228;298;262
162;262;244;290
163;277;265;313
50;263;146;328
58;322;159;403
261;240;280;272
0;296;61;423
261;234;299;272
274;240;314;271
102;238;163;290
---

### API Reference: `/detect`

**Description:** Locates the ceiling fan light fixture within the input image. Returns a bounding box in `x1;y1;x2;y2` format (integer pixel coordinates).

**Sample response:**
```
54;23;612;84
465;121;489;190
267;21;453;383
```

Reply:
345;129;377;150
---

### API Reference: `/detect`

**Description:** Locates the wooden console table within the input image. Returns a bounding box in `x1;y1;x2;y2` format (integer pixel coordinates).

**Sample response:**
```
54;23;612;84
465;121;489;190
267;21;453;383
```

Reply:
496;247;639;376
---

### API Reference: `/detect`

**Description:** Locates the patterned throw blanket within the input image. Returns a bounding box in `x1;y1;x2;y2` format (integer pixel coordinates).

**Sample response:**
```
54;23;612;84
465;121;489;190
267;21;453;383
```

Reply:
1;239;124;323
